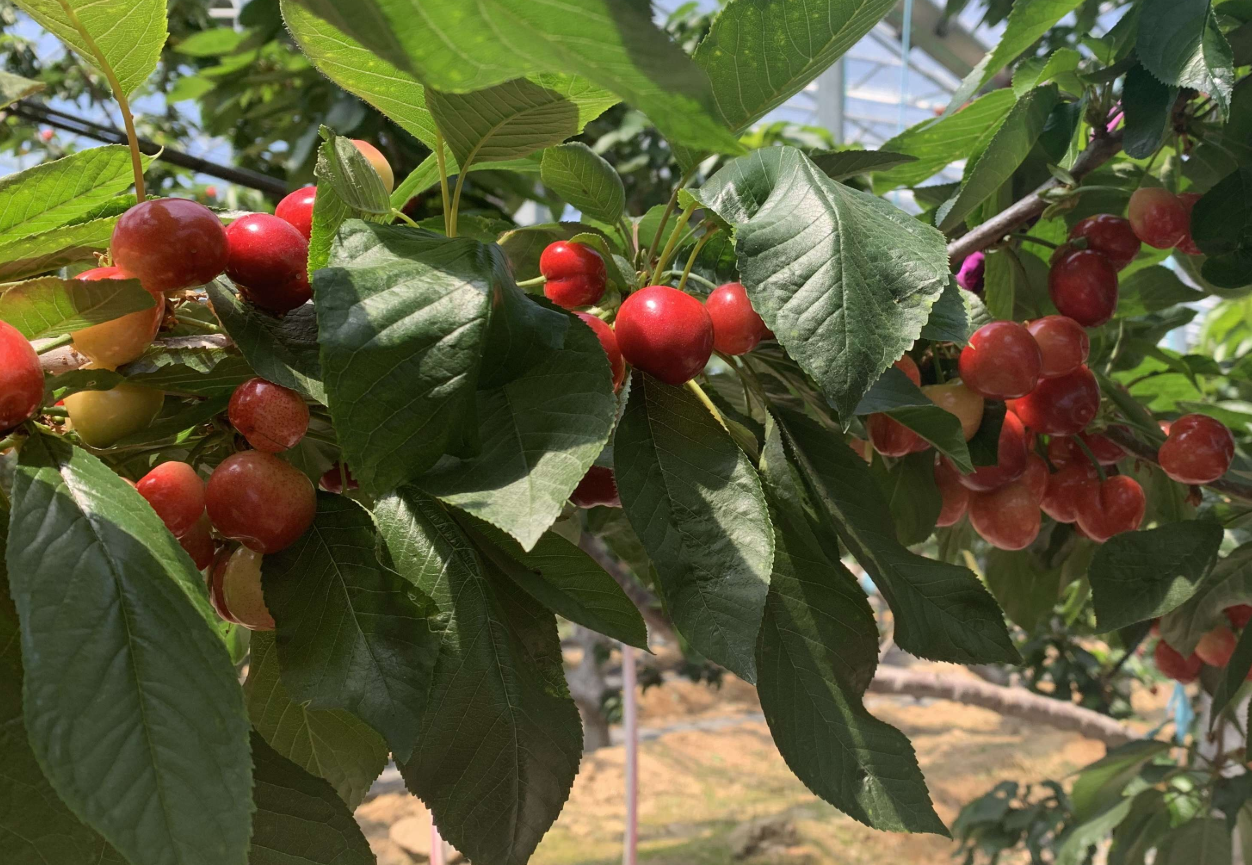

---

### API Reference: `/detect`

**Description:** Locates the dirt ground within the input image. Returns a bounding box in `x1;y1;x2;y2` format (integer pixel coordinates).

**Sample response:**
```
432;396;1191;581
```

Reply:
356;662;1166;864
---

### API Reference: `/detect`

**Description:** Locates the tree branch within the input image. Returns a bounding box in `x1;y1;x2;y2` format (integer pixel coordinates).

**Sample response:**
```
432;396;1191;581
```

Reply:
38;334;232;375
1103;425;1252;504
578;534;675;646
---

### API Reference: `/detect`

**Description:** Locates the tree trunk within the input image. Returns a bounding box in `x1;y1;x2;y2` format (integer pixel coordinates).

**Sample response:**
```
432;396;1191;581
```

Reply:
566;626;613;752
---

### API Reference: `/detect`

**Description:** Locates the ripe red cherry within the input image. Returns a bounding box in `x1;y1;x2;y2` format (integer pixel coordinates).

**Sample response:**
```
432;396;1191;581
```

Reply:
1026;316;1089;379
867;413;926;458
570;466;621;508
179;514;215;570
969;480;1042;551
1068;214;1141;270
958;322;1042;400
955;411;1029;492
209;546;275;630
1128;187;1189;249
1041;461;1098;523
1175;192;1203;256
1225;605;1252;630
228;377;309;453
319;462;358;494
1007;365;1099;436
351;140;394;193
894;354;921;386
934;457;970;527
137;461;205;538
111;198;228;293
71;265;164;369
614;285;714;386
1158;413;1235;485
1022;454;1049;502
1196;625;1238;667
0;320;44;431
1074;475;1145;543
275;186;316;240
1048;249;1118;327
705;282;766;355
540;241;607;309
224;213;311;314
1154;640;1202;683
576;312;625;390
205;451;316;554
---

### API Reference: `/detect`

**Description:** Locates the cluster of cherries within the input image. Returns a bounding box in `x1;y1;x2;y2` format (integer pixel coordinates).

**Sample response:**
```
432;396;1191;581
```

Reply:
538;239;771;509
1153;605;1252;685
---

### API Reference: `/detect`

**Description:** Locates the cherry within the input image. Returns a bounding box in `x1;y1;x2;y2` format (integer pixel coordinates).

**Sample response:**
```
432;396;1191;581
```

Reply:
1007;365;1100;436
894;354;921;386
969;479;1041;551
614;285;714;386
111;198;228;294
64;382;164;448
275;185;316;240
922;381;984;440
1226;605;1252;630
1195;625;1238;667
1128;187;1189;249
1048;249;1118;327
867;412;927;458
319;462;359;494
705;282;766;355
137;461;206;538
71;266;164;369
1154;640;1202;683
224;214;311;314
540;241;607;309
958;322;1042;400
1158;413;1235;485
1175;192;1203;256
934;457;970;527
848;437;872;463
0;320;44;431
1022;454;1049;502
1048;432;1124;467
205;451;316;554
179;514;215;571
570;465;621;508
1026;316;1089;379
1068;214;1141;270
955;410;1029;492
209;546;275;631
1074;475;1145;543
351;139;394;193
228;377;309;453
1041;461;1098;523
576;312;626;390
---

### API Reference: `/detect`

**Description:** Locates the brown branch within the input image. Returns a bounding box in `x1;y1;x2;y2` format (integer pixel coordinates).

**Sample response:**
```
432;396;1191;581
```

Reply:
1103;425;1252;504
578;534;675;646
39;334;231;375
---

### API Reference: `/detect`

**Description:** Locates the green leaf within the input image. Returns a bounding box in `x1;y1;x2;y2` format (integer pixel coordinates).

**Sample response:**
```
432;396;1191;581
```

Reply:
614;374;774;681
872;89;1017;193
248;732;376;865
375;488;582;865
1161;543;1252;655
1192;167;1252;258
121;342;254;398
1116;265;1206;316
389;150;544;210
319;134;392;219
1211;623;1252;722
6;434;251;865
207;280;325;403
0;274;153;339
1109;790;1172;865
244;631;388;810
262;493;440;762
0;70;44;110
871;450;942;547
919;277;972;344
1070;739;1171;822
811;148;918;181
414;307;614;550
692;147;949;421
755;425;947;835
541;142;625;223
280;0;740;155
1138;0;1235;117
46;367;125;401
1122;64;1179;160
853;367;973;472
774;405;1019;665
0;146;148;242
1012;46;1082;96
1088;521;1224;631
936;85;1060;232
1154;819;1233;864
12;0;166;96
983;247;1020;321
983;548;1064;632
1056;798;1135;865
0;217;116;282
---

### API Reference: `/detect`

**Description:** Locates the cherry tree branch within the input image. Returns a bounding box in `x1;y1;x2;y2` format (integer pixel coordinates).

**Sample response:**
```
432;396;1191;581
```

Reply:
38;334;232;375
1102;425;1252;504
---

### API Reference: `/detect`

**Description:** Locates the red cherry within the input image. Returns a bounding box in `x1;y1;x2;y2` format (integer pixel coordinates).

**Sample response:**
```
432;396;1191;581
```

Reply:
209;546;275;630
958;322;1042;400
1026;316;1089;379
969;480;1042;551
1128;187;1189;249
922;381;984;440
1175;192;1203;256
570;466;621;508
228;377;309;453
894;354;921;386
0;320;44;430
179;513;215;570
614;285;714;386
1074;475;1145;543
1007;365;1100;436
867;413;927;458
1048;249;1118;327
540;241;607;309
935;457;970;527
71;265;164;370
1154;640;1202;683
1022;454;1049;502
224;214;311;314
705;282;766;355
1068;214;1141;270
1041;461;1099;523
205;451;316;554
955;411;1029;492
1196;625;1238;667
111;198;228;293
351;140;394;193
848;437;872;463
1225;605;1252;630
137;461;206;538
576;312;625;390
275;186;316;240
319;462;359;494
1158;413;1235;485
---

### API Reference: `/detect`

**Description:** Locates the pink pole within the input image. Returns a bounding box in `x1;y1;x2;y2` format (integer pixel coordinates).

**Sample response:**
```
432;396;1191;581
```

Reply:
430;819;445;865
622;643;638;865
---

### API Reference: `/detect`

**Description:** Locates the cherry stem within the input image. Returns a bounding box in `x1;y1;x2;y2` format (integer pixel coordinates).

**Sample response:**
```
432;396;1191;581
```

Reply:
617;217;636;256
435;132;452;236
676;226;716;294
516;275;546;288
0;432;25;453
1072;435;1108;482
644;166;697;278
1016;234;1059;250
391;208;419;229
42;406;68;418
651;199;698;285
36;333;75;354
448;170;468;239
685;380;726;430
